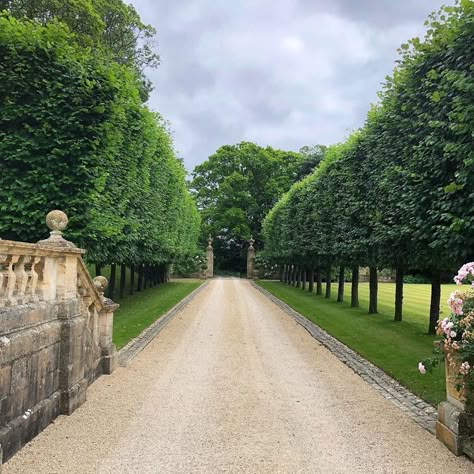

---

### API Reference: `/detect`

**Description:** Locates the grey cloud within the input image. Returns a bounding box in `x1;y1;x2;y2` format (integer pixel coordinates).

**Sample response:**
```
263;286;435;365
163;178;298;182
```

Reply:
130;0;455;171
296;0;441;27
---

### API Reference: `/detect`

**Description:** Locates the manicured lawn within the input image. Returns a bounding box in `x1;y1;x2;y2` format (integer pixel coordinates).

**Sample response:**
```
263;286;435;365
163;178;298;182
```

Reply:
256;280;468;407
113;279;203;349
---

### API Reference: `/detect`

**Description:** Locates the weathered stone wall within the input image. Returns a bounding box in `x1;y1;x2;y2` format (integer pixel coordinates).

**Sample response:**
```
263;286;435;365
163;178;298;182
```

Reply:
0;211;118;465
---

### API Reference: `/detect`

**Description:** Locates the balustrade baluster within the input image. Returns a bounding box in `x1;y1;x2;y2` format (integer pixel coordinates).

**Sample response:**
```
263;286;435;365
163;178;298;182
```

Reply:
15;255;30;304
0;254;8;305
5;255;20;306
29;256;42;302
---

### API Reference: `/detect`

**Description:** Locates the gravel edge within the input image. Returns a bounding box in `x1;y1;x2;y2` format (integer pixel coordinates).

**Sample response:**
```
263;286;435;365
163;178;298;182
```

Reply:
118;280;209;366
251;280;438;434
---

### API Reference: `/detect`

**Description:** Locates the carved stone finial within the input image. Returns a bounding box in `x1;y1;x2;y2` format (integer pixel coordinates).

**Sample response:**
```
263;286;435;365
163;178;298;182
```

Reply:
249;236;255;248
93;275;108;297
207;234;213;249
46;210;68;234
38;210;76;248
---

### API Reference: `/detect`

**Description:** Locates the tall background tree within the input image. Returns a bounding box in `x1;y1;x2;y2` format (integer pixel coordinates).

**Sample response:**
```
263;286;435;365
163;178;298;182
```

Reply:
191;142;303;273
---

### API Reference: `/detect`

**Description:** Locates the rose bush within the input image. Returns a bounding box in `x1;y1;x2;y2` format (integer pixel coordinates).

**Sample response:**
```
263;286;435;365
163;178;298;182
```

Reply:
419;263;474;409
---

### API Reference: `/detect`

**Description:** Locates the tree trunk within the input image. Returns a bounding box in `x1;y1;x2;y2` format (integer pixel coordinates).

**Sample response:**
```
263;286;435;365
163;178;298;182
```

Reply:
325;266;331;298
316;267;323;295
394;266;404;322
284;264;289;284
108;264;116;300
143;264;148;290
292;265;297;286
309;266;314;292
119;264;126;299
296;266;301;288
129;265;135;295
351;266;359;308
337;266;345;303
137;265;143;292
95;264;102;277
429;271;441;335
368;266;378;314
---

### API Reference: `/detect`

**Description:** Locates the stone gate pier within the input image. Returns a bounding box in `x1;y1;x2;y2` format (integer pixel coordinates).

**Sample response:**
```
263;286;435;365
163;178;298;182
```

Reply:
0;211;118;466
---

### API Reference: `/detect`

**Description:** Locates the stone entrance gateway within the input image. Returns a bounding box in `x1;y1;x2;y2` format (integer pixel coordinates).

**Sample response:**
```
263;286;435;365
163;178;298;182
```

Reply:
205;237;256;279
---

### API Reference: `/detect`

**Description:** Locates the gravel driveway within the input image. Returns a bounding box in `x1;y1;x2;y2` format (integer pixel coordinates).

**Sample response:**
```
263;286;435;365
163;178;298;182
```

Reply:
4;279;472;473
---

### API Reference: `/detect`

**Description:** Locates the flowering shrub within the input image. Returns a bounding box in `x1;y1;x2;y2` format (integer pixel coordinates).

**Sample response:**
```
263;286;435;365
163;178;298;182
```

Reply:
419;263;474;409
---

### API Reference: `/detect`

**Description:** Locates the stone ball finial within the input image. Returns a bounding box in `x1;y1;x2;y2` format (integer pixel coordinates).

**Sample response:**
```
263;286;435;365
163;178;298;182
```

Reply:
93;275;108;296
46;210;68;234
38;210;76;248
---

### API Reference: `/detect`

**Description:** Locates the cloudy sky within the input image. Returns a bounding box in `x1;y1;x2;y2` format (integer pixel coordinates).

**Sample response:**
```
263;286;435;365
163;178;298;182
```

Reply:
129;0;450;172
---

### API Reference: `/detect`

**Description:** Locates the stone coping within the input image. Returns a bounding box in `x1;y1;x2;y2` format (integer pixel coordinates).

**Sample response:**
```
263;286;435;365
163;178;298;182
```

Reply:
0;239;85;255
118;280;209;366
251;281;438;434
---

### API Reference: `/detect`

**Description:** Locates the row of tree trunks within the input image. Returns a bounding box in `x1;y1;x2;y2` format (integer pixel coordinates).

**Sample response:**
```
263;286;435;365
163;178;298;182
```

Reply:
281;263;442;334
282;264;361;309
95;263;169;299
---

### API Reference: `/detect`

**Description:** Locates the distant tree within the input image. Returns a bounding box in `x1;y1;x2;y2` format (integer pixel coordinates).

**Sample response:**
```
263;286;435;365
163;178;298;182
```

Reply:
0;0;159;98
192;142;303;272
296;144;327;180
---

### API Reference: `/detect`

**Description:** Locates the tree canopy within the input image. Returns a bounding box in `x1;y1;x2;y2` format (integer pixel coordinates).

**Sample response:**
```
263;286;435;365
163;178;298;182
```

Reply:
192;142;303;272
0;0;159;98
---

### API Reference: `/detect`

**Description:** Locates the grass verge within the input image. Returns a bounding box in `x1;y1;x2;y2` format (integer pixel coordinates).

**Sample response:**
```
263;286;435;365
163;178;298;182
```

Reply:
113;279;202;349
255;280;460;406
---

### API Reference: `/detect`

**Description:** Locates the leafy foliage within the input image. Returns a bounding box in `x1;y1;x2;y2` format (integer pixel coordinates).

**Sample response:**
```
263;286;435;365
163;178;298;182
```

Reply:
0;0;159;98
0;15;199;266
192;142;303;271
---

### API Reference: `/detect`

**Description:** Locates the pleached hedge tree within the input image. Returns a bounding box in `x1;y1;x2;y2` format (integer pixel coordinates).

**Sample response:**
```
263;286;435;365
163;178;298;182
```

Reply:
263;0;474;333
0;15;200;297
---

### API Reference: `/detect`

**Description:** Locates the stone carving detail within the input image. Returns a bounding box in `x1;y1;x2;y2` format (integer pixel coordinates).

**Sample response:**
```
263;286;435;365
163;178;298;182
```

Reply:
93;275;108;299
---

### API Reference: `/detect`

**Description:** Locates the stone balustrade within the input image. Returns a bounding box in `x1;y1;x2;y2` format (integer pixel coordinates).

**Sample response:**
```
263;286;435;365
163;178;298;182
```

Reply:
0;211;119;466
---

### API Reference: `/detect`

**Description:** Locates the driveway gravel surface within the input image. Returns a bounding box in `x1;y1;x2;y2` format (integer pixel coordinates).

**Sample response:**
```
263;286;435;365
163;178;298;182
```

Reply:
4;279;472;473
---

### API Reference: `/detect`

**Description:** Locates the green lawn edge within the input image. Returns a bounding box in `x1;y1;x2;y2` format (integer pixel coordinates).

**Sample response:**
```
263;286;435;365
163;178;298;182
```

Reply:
256;280;447;406
113;279;203;349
